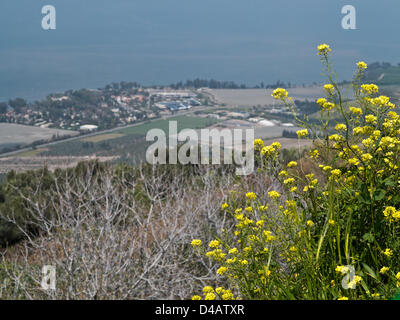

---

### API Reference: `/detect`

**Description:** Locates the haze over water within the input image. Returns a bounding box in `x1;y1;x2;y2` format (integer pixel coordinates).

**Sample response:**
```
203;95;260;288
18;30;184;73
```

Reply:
0;0;399;101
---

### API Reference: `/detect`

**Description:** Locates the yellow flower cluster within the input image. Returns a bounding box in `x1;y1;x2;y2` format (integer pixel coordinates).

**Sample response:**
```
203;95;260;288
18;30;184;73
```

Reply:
268;191;281;199
287;161;297;168
361;84;379;95
349;106;363;115
253;138;264;150
357;61;367;70
324;84;335;94
383;206;400;223
317;98;335;111
261;142;281;159
272;88;288;100
191;239;202;247
193;286;235;301
296;129;309;138
317;43;331;55
246;192;257;200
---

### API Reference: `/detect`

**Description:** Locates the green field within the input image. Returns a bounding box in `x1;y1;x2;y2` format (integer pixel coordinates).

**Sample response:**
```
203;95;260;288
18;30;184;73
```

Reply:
81;133;125;143
15;148;49;157
38;116;219;163
118;116;218;135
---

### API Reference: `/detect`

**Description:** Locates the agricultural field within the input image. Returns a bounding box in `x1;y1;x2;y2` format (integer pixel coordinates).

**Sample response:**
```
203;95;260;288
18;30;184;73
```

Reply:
210;87;325;107
33;116;220;163
15;148;50;157
0;123;78;152
81;133;125;143
118;116;218;135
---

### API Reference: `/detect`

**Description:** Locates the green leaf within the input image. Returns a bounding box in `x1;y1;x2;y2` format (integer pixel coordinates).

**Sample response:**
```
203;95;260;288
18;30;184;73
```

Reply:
362;233;374;243
384;176;396;187
373;189;386;201
362;262;377;280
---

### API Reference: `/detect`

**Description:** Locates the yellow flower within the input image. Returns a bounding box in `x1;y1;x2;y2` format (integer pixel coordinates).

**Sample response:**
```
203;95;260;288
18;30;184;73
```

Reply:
371;95;390;107
240;259;249;266
357;61;367;70
329;169;341;181
271;142;282;150
245;192;257;200
349;106;363;115
324;84;335;94
290;186;297;192
317;43;331;55
287;161;298;168
203;286;214;293
283;178;295;185
309;149;319;159
229;248;238;255
263;230;276;242
348;158;359;166
322;102;335;110
209;240;221;248
380;267;390;274
191;239;202;247
215;287;224;294
256;220;265;227
361;153;373;162
272;88;288;100
268;191;281;199
383;248;393;257
361;84;379;95
306;220;314;227
338;297;349;300
335;265;350;275
279;170;288;177
253;138;264;149
335;123;347;131
321;165;332;172
396;272;400;281
222;290;234;300
329;134;344;142
328;219;335;226
317;98;327;107
296;129;309;138
365;114;377;124
205;293;216;300
217;266;228;275
221;203;229;209
258;205;268;211
192;295;202;300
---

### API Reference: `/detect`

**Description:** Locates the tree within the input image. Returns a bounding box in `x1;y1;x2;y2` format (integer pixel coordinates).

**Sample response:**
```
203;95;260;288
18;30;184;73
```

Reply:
0;102;7;114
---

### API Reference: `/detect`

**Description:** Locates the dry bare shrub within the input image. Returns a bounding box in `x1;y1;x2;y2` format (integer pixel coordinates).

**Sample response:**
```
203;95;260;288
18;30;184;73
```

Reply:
0;162;241;299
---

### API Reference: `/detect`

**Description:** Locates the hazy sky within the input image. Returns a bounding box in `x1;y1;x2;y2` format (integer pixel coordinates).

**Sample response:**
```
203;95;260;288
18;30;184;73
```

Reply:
0;0;399;101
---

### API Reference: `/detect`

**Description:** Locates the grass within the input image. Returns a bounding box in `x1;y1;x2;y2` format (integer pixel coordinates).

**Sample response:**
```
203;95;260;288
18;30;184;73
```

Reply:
14;148;49;157
118;116;219;136
81;133;125;143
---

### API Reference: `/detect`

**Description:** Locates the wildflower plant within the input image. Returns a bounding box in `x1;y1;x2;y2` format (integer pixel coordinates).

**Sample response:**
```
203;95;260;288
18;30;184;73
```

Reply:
192;44;400;300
